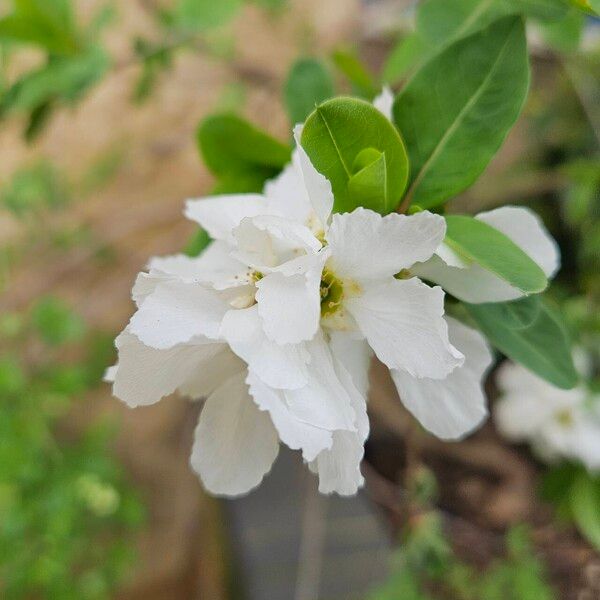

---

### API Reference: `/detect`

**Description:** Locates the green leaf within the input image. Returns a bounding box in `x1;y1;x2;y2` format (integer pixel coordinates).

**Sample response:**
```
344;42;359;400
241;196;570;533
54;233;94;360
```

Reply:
0;0;79;55
571;472;600;551
175;0;242;30
466;299;578;389
538;8;584;53
300;97;409;214
331;48;379;99
444;215;547;294
0;46;110;115
382;32;429;83
347;149;389;213
185;229;211;257
31;296;86;346
484;296;542;329
416;0;568;44
283;58;334;125
197;113;291;191
393;16;530;209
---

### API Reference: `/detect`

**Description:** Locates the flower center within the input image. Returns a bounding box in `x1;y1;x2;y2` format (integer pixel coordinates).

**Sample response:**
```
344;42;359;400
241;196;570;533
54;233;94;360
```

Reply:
319;267;361;331
228;269;263;309
320;268;344;317
554;409;574;428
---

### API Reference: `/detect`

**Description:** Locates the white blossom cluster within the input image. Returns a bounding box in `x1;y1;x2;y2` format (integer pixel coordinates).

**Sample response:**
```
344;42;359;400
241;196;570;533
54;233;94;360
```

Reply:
495;358;600;472
106;95;560;497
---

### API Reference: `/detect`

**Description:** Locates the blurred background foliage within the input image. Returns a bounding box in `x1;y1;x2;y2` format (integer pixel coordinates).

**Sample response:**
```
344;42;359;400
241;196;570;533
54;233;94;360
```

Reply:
0;0;599;598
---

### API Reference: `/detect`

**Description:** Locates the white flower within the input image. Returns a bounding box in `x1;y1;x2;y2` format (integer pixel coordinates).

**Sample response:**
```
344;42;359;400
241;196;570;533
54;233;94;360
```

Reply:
413;206;560;304
495;360;600;472
108;113;494;497
371;87;560;306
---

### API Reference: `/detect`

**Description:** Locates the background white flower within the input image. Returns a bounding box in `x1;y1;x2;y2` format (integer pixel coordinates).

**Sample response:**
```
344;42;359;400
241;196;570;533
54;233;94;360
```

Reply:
495;360;600;472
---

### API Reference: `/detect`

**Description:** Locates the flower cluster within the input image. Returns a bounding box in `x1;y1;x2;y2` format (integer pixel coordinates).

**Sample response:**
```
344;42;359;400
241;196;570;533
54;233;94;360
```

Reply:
107;95;560;497
495;357;600;472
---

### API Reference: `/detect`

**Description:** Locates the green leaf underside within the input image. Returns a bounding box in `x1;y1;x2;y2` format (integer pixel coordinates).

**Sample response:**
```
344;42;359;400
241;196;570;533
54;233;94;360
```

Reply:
466;300;578;389
301;97;409;214
393;16;530;209
444;215;547;294
486;296;542;329
197;114;291;187
283;58;335;125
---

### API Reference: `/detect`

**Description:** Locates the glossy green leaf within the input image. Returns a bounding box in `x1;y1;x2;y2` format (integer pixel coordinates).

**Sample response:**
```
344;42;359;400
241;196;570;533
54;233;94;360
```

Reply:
283;58;334;125
301;97;409;214
331;49;379;99
393;16;530;209
466;300;578;389
445;215;547;294
571;472;600;551
197;113;291;191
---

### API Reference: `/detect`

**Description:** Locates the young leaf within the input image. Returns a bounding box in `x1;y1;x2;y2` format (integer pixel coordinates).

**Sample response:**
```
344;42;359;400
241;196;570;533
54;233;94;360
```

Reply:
444;215;548;294
283;58;334;125
301;97;409;214
393;16;530;209
466;299;578;389
197;113;291;191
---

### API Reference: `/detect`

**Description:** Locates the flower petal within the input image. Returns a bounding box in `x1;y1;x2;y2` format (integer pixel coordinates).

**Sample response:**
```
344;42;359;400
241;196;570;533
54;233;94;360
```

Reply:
232;215;321;271
414;206;560;304
128;280;227;349
309;431;365;496
391;317;493;440
256;252;327;345
413;255;524;303
184;194;270;241
191;372;279;496
477;206;560;279
347;278;463;379
293;124;334;226
282;333;358;432
178;349;245;399
329;331;372;399
111;330;223;408
264;157;313;224
373;86;394;121
247;372;333;462
326;208;446;281
220;305;310;390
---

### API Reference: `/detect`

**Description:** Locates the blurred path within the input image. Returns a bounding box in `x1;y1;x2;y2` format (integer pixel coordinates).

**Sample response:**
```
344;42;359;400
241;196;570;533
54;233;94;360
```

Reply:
225;449;390;600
